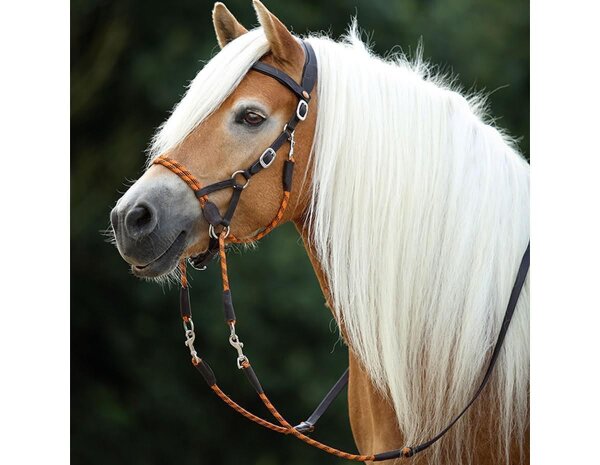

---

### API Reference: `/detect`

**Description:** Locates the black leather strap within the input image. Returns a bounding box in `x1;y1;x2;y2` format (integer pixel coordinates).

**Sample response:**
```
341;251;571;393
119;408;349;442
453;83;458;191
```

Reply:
299;41;317;94
249;40;317;101
294;367;349;434
196;178;237;198
180;286;191;320
243;364;264;394
282;160;295;192
221;187;243;227
222;289;235;323
252;62;309;100
188;236;220;270
194;359;217;387
202;201;223;227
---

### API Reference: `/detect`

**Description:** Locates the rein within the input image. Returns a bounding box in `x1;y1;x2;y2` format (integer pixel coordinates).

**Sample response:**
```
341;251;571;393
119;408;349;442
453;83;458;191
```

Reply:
152;40;531;461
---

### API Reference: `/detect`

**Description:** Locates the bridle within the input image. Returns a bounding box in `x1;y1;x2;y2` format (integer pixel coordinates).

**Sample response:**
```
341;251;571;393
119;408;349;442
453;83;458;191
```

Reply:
152;40;531;461
154;41;317;271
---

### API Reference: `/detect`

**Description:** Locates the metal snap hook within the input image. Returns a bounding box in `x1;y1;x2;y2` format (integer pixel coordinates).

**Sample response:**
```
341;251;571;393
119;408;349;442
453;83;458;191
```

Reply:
228;323;248;369
182;317;199;363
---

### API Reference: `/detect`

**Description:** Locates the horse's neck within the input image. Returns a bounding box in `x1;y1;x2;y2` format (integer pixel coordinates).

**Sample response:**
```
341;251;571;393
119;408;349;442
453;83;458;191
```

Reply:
293;219;333;310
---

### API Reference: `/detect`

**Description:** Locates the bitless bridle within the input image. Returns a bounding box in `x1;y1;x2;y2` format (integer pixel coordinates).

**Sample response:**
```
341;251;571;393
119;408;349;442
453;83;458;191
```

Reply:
152;40;530;461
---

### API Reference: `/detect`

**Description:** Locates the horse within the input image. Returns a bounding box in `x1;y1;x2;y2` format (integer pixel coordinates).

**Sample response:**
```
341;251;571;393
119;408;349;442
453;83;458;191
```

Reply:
110;2;530;464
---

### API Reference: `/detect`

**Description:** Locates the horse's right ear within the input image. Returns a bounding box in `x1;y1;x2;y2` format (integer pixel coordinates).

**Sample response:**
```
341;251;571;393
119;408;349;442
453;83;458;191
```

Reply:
252;0;303;67
212;2;248;49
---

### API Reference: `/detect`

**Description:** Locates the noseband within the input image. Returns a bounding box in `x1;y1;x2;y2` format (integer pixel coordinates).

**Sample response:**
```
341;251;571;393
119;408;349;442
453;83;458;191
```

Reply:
152;40;531;461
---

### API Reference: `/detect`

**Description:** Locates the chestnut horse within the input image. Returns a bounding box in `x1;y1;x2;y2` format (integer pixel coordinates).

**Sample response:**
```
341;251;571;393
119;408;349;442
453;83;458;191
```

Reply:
110;2;529;464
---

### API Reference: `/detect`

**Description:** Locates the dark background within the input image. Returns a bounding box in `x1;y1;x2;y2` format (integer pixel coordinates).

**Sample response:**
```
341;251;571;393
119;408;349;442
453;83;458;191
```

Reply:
71;1;528;464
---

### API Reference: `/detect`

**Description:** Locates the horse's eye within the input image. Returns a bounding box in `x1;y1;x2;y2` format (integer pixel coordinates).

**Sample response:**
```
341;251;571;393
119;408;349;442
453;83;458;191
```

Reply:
242;111;265;126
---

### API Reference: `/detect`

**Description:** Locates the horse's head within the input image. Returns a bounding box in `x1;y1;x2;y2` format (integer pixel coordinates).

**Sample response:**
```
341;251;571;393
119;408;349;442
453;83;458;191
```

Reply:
110;1;316;278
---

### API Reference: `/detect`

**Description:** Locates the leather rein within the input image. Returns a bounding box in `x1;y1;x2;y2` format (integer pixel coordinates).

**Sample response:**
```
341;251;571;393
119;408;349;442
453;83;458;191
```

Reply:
152;40;531;461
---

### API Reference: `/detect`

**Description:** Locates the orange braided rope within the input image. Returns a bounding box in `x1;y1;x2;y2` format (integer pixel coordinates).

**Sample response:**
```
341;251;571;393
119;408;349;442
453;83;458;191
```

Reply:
178;260;188;288
218;234;230;291
231;190;291;243
258;392;375;461
154;155;207;207
209;384;289;434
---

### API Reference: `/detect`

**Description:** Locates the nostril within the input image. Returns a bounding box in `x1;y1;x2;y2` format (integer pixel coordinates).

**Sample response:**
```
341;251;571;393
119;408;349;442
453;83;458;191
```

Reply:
125;203;158;239
134;207;151;228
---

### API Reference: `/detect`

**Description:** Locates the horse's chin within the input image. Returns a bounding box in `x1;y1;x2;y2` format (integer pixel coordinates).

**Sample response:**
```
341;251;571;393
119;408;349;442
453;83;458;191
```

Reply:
130;234;213;279
130;231;188;278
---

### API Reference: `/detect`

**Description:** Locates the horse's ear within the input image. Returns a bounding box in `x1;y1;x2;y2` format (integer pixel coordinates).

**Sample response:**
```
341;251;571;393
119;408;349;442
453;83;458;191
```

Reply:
212;2;248;49
252;0;304;66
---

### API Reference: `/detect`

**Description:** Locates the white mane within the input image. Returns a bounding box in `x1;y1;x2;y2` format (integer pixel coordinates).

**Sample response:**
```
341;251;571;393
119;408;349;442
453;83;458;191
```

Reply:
149;23;529;465
306;26;529;464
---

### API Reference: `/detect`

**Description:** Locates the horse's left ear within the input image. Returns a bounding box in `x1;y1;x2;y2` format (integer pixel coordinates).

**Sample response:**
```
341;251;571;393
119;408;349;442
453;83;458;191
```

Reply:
213;2;248;49
253;0;304;67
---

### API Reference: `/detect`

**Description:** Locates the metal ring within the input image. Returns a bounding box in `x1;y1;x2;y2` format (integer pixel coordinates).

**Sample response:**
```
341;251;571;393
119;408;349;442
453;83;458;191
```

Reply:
209;224;230;240
296;100;308;121
187;258;207;271
230;170;250;189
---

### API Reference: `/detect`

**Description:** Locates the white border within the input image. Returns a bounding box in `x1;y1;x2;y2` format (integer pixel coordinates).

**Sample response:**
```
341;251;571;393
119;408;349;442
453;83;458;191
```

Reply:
0;1;599;463
531;1;600;464
0;1;70;463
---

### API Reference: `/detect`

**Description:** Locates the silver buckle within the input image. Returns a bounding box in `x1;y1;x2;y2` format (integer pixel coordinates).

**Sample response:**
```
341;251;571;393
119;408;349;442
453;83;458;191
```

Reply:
296;100;308;121
259;148;276;169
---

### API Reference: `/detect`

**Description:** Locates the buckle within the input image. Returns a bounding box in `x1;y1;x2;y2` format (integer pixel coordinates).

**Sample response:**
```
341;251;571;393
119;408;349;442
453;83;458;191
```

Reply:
259;148;276;169
296;100;308;121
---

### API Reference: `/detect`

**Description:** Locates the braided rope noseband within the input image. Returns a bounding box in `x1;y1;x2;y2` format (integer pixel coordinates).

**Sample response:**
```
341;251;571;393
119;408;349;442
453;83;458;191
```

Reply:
151;40;531;462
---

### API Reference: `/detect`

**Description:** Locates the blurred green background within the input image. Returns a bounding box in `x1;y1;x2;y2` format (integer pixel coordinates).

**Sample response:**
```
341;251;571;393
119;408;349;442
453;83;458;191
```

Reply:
71;1;528;464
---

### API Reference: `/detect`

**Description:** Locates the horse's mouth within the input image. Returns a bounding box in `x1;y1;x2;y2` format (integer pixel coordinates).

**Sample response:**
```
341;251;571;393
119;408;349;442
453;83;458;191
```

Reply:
131;231;187;278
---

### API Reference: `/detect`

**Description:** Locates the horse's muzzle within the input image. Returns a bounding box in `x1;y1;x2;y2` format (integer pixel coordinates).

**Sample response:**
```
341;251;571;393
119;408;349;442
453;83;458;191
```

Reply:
110;168;203;277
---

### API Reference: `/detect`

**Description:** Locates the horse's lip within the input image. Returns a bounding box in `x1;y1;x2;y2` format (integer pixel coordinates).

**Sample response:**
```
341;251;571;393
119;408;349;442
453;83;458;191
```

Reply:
132;232;187;277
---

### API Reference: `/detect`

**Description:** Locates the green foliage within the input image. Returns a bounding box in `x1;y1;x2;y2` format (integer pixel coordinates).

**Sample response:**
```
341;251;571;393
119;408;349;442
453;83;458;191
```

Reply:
71;1;528;464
